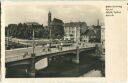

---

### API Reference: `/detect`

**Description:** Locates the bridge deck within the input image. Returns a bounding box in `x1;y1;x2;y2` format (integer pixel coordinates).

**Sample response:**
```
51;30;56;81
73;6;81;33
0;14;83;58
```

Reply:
6;43;95;63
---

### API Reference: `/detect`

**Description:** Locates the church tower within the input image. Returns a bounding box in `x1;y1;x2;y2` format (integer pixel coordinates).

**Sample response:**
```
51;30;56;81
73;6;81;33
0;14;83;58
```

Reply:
97;19;100;26
48;11;51;26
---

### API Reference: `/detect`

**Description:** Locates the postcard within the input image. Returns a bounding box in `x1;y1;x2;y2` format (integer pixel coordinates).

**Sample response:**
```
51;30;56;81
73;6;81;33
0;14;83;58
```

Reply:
1;1;127;83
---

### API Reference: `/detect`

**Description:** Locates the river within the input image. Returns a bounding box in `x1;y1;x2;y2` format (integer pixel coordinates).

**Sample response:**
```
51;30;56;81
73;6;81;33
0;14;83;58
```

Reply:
6;53;105;78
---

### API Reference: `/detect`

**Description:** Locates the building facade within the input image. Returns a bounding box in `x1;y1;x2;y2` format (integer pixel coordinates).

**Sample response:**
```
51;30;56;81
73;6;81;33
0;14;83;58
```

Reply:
48;11;64;39
101;25;105;46
51;18;64;39
81;27;96;43
64;22;87;42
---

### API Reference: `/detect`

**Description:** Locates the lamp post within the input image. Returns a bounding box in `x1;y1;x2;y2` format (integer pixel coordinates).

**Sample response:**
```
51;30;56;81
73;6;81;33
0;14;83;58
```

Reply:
76;27;80;64
30;28;35;77
48;23;52;52
32;29;35;54
49;25;52;48
6;30;9;49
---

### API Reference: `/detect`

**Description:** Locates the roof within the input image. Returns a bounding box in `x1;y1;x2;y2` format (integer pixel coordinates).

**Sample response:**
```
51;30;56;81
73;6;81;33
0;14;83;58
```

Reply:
51;18;64;26
64;22;87;27
26;22;39;25
81;29;96;36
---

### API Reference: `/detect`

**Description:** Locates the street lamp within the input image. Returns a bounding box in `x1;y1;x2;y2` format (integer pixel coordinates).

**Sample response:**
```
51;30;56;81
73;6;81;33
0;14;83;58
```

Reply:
32;29;35;54
30;27;36;77
6;30;9;48
49;23;52;50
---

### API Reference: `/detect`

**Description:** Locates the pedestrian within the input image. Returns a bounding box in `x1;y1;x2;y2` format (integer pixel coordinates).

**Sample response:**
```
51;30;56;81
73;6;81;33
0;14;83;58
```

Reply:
42;44;45;52
57;44;59;50
60;42;63;51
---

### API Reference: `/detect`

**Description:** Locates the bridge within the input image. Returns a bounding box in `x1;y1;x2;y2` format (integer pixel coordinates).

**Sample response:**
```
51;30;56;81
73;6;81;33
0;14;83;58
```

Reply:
5;43;98;77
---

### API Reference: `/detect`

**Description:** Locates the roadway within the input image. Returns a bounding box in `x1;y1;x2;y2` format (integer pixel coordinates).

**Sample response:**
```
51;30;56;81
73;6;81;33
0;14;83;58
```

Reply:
5;43;95;63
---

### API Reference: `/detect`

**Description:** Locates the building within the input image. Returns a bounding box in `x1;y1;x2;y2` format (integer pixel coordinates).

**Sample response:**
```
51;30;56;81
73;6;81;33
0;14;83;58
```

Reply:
86;20;102;43
81;28;96;43
48;11;52;26
93;25;101;43
94;20;102;43
80;34;89;43
64;22;87;42
81;19;103;43
48;11;64;39
101;25;105;46
51;18;64;39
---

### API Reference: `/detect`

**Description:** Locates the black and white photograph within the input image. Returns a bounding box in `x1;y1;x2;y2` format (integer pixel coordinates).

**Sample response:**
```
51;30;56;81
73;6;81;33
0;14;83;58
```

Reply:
5;2;105;78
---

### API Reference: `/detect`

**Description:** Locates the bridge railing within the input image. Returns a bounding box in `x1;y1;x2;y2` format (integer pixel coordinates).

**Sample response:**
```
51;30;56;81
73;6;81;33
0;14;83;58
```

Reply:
36;46;76;56
74;43;96;49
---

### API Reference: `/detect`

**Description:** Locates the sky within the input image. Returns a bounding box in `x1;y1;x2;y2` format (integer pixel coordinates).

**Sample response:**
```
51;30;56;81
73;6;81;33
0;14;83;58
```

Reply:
4;2;104;26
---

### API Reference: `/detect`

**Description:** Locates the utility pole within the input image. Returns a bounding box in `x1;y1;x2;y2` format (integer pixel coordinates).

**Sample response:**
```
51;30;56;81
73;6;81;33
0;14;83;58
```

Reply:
49;25;52;48
6;30;9;48
30;29;35;77
32;29;35;54
76;27;79;64
48;11;52;49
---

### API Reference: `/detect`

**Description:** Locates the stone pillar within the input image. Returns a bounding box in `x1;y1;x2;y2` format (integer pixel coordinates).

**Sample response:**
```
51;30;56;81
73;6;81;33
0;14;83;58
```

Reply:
95;44;102;57
76;46;80;64
30;53;35;77
72;46;80;64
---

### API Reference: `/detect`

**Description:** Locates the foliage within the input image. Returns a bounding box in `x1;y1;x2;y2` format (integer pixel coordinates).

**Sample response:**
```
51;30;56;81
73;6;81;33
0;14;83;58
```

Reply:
5;23;50;39
5;22;64;40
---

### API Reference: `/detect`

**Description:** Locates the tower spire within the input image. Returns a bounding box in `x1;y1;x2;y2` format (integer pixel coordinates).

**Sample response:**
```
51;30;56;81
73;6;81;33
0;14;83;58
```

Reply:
48;11;51;26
